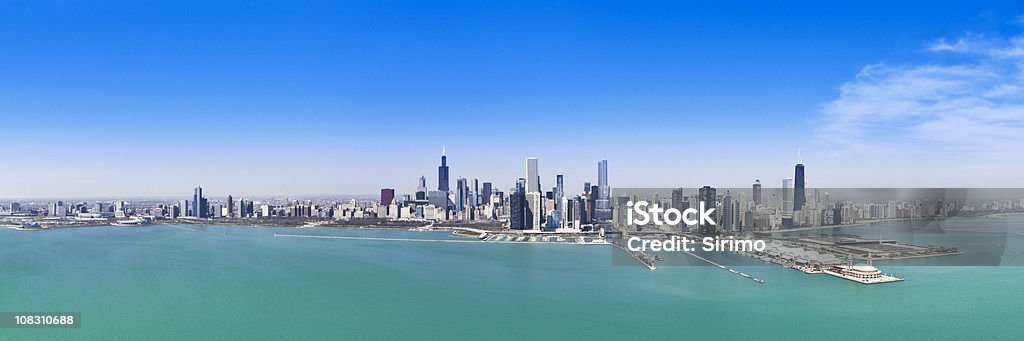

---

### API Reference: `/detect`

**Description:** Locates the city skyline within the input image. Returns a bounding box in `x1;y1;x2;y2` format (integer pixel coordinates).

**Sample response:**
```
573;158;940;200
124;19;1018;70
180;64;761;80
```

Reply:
3;2;1024;198
3;3;1024;340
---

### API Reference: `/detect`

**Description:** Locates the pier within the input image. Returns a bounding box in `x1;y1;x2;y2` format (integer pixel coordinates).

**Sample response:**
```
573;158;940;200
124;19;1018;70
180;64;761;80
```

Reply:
610;242;657;270
681;250;765;284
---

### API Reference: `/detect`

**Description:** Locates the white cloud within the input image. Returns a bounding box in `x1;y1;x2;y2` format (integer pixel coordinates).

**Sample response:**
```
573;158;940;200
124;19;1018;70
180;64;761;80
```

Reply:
926;33;1024;59
928;34;989;54
820;33;1024;158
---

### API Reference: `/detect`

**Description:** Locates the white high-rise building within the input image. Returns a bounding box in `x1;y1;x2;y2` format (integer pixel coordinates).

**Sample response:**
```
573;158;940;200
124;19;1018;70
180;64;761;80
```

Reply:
526;192;542;230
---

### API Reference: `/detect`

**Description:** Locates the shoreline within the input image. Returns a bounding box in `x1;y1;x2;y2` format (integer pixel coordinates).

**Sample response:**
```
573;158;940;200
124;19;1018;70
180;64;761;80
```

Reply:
2;221;515;241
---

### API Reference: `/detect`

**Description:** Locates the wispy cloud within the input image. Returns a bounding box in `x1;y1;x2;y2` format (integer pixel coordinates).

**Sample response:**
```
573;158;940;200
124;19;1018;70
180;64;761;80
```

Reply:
927;33;1024;59
820;33;1024;158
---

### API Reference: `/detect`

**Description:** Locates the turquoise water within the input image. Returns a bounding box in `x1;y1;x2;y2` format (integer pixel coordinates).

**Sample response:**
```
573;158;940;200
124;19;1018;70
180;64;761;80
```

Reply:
1;220;1023;340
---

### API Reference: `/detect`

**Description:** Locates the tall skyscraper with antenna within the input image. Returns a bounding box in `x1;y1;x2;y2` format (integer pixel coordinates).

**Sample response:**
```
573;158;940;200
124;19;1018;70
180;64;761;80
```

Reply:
794;150;806;212
438;147;449;192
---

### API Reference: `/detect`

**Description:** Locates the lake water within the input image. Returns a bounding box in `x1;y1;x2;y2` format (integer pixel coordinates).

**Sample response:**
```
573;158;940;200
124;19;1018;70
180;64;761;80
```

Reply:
1;218;1022;339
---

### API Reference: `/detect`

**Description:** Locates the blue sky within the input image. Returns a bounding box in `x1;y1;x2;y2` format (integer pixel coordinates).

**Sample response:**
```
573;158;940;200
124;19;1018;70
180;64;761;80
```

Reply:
2;1;1023;198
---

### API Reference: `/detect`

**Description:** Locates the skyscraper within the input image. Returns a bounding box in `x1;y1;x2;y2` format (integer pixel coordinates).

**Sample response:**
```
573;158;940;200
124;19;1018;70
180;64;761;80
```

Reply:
470;178;479;220
526;157;539;194
698;186;716;235
722;191;736;231
782;178;793;211
510;178;526;229
238;198;249;218
472;178;479;207
794;162;806;212
380;188;395;206
193;185;207;218
481;182;492;205
737;191;748;230
49;201;65;217
416;176;427;200
752;179;762;206
782;178;794;228
671;188;684;212
553;174;564;228
526;192;541;230
456;177;467;214
587;184;598;223
595;159;611;220
227;195;234;218
438;148;449;192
